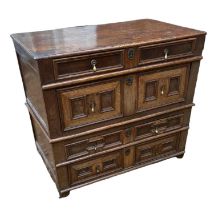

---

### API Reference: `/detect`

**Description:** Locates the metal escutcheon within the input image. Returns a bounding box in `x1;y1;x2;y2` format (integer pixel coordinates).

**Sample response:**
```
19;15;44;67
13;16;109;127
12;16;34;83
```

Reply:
128;48;135;59
125;148;131;156
126;77;133;86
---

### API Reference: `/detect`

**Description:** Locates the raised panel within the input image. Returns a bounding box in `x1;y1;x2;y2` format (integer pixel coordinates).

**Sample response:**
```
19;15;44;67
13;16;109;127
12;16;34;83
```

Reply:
168;76;180;95
145;80;158;101
70;96;87;119
165;66;187;102
100;90;115;112
76;166;93;180
138;74;161;109
102;153;122;172
65;131;122;160
66;140;89;160
136;144;154;163
71;161;96;183
157;135;178;156
136;123;153;138
159;139;177;154
135;114;184;140
103;131;122;148
53;50;124;80
139;38;196;65
138;65;188;111
59;80;122;130
135;133;179;164
69;151;123;185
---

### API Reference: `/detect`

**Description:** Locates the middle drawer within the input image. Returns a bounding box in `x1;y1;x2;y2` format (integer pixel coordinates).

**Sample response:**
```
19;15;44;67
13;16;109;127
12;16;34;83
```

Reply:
53;108;190;164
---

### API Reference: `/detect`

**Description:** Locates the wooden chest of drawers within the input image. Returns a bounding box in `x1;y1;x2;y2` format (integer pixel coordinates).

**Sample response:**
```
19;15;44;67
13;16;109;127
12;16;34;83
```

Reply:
11;19;206;198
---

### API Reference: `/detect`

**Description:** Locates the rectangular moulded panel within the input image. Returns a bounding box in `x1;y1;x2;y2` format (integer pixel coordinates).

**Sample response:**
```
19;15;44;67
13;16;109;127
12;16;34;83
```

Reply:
58;80;123;130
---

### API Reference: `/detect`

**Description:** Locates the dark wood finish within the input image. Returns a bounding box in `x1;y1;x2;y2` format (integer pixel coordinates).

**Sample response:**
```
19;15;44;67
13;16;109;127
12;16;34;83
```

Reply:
50;108;189;165
11;19;205;59
135;133;180;164
17;53;49;132
69;151;123;185
64;131;123;161
138;38;196;65
41;56;202;90
58;79;122;130
137;64;189;111
11;19;206;198
53;50;124;80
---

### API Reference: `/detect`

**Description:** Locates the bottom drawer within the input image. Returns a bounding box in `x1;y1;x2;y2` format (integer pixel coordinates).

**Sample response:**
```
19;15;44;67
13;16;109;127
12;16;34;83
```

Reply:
135;133;179;164
69;151;123;185
67;132;183;188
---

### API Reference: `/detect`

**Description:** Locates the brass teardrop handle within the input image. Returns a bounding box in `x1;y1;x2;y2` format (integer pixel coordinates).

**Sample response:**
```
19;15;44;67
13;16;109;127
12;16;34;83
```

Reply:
90;102;96;112
91;59;97;72
153;128;159;134
164;48;169;60
96;165;100;173
96;142;105;150
160;86;165;95
86;145;97;153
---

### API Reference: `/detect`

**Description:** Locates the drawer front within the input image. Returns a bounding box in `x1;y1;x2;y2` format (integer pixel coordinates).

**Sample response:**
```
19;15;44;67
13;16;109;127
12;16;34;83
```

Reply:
135;133;179;164
138;65;188;111
135;113;184;140
69;151;123;184
53;50;124;80
58;80;122;130
139;38;196;65
65;131;123;160
53;109;188;164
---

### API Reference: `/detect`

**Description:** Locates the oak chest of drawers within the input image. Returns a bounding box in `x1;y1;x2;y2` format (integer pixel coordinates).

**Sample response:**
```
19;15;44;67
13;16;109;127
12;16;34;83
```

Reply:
11;19;206;198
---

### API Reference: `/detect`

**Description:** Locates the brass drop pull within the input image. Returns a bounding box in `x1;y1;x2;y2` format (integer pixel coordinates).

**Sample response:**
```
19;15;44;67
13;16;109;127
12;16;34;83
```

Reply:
91;59;97;72
94;142;104;152
164;48;169;60
160;86;165;95
86;142;102;153
90;102;96;112
153;128;159;134
96;165;100;173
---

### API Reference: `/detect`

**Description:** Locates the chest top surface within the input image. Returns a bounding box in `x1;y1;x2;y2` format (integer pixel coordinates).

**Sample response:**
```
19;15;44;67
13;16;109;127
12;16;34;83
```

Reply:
11;19;205;59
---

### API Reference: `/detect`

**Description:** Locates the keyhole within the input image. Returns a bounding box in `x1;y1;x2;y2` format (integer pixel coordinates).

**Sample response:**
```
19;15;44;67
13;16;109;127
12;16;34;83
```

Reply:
128;48;135;59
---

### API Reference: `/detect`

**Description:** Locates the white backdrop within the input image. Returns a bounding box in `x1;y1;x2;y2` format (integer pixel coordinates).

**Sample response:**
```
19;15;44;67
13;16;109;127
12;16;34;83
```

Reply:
0;0;213;209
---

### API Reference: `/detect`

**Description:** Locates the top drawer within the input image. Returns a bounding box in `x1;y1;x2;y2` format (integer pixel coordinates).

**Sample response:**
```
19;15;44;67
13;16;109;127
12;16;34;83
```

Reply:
138;38;196;65
53;50;124;80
